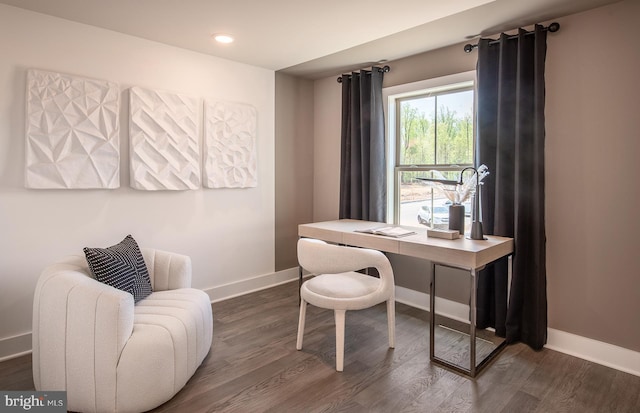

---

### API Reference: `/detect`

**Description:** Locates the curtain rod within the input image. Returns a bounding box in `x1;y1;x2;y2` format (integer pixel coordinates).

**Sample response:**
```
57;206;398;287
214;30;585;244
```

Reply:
463;22;560;53
337;65;390;83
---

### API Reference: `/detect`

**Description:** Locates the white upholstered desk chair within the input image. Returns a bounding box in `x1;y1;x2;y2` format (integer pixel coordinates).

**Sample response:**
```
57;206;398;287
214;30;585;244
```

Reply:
296;238;395;371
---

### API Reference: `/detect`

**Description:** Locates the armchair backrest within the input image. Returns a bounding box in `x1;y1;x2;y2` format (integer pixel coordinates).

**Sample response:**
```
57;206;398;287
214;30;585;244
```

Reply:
141;248;192;291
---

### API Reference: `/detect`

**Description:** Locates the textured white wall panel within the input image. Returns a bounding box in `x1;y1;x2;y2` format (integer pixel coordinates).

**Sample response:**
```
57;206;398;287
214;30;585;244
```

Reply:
25;69;120;189
129;87;200;190
204;100;257;188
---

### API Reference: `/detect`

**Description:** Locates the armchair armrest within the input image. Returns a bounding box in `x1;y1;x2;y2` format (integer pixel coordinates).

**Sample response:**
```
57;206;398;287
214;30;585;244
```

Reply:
141;248;192;291
33;255;134;403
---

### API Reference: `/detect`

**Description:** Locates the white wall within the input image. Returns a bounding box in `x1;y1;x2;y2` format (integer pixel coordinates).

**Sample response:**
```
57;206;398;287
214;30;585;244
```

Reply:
0;4;275;356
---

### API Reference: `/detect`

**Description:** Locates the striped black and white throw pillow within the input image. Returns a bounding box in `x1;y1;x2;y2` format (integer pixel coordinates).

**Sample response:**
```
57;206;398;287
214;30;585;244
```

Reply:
84;235;153;303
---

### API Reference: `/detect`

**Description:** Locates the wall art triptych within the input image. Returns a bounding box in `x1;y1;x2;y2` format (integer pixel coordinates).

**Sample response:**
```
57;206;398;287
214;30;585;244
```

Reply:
24;69;258;190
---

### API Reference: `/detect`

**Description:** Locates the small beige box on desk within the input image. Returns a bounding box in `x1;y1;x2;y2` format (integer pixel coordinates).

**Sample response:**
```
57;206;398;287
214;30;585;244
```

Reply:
427;228;460;239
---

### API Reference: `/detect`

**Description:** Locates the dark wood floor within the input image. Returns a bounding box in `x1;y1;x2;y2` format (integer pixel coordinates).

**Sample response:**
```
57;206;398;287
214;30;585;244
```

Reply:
2;280;639;412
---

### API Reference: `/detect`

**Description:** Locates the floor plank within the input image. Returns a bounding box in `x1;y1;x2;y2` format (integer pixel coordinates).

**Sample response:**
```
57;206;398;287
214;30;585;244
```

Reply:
1;280;638;413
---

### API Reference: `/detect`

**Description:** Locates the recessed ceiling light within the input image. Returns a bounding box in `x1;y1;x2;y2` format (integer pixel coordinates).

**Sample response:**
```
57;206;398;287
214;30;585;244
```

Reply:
213;34;234;44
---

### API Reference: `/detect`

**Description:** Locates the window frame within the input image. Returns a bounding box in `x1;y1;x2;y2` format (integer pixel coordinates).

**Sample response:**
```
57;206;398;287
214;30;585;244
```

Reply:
383;71;477;226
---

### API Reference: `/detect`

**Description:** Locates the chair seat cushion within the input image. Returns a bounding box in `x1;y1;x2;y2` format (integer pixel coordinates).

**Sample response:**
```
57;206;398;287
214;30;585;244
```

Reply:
303;271;381;299
134;288;212;365
115;288;213;412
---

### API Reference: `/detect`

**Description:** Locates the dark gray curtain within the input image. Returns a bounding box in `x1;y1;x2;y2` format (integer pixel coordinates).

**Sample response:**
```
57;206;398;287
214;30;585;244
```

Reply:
476;26;548;350
339;68;386;222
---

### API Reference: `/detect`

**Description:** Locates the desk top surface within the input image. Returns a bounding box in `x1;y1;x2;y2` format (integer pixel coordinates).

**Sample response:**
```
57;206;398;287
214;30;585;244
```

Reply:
299;219;513;270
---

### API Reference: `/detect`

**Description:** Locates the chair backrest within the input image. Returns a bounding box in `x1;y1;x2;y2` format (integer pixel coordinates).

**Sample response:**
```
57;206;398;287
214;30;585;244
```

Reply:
297;238;395;291
141;248;192;291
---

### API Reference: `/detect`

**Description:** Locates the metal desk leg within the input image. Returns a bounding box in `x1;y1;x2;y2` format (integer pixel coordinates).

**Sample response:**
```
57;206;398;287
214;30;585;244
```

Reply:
429;261;436;362
470;268;477;377
430;262;508;378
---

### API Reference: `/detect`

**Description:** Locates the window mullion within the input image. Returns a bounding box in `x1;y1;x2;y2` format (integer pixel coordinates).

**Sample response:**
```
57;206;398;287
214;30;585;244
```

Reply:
434;95;438;167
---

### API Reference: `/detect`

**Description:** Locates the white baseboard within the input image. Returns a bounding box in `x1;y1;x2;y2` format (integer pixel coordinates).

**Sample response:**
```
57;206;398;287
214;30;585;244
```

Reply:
395;285;640;377
546;328;640;377
204;267;299;303
0;332;32;362
395;285;470;323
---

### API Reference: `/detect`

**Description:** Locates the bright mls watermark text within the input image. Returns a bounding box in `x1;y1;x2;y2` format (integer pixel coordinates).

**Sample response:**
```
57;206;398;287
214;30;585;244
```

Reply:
0;392;66;412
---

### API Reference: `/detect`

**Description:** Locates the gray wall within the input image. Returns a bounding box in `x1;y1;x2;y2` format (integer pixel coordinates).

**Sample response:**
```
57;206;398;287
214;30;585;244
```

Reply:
287;0;640;352
274;73;314;271
543;0;639;352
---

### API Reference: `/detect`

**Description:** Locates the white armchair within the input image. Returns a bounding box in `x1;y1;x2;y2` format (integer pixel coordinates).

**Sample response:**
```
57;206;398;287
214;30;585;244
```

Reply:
32;248;213;413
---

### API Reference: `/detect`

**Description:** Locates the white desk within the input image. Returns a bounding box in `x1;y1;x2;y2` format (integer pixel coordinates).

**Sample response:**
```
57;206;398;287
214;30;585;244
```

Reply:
298;219;514;377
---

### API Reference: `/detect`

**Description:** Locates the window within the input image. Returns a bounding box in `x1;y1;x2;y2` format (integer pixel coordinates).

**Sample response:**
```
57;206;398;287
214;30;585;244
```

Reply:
384;72;475;230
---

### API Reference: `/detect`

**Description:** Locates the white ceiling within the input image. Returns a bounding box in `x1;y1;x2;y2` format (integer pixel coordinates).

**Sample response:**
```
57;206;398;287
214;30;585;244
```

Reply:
0;0;621;79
